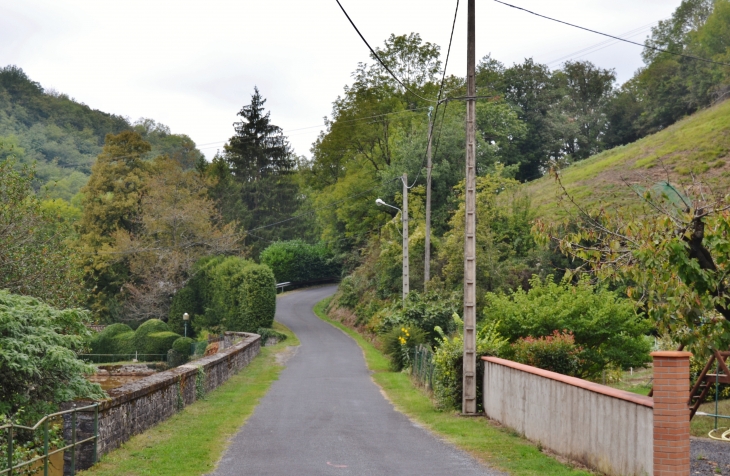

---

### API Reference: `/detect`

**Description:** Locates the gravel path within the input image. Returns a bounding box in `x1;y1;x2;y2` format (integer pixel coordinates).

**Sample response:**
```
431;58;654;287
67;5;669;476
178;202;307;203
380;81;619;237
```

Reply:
692;437;730;475
212;285;503;476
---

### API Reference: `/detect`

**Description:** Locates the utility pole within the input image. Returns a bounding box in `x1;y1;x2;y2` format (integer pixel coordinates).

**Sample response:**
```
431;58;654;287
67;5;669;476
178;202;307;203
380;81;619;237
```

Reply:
402;173;409;301
463;0;477;415
424;107;434;288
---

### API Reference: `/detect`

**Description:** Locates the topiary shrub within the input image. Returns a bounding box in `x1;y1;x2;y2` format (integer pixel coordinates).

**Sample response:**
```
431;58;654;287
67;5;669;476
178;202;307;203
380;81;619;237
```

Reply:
90;323;133;354
133;319;170;352
143;331;181;358
232;263;276;332
112;331;135;356
172;337;195;355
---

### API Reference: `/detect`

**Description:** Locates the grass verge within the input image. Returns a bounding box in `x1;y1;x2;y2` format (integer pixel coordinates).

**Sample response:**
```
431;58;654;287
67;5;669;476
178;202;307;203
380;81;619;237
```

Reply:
79;322;299;476
313;298;592;476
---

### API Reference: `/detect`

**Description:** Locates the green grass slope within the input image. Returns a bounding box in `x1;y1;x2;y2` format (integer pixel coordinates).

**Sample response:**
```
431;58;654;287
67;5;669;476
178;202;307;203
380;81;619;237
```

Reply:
526;99;730;218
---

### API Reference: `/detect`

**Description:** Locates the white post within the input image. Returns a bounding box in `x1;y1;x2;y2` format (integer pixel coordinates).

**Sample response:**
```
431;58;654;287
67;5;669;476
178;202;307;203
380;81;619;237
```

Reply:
402;173;409;301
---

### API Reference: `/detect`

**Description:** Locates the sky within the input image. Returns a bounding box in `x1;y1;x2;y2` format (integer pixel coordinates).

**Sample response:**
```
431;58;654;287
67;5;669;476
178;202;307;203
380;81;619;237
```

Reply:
0;0;681;160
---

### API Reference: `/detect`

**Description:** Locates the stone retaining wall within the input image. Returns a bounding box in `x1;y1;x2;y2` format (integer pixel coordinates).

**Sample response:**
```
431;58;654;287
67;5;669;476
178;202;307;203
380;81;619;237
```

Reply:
64;332;261;474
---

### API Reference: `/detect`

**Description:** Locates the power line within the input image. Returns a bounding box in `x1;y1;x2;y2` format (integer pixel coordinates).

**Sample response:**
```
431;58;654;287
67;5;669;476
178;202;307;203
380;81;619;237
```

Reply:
544;22;656;67
493;0;730;68
408;0;460;189
334;0;438;104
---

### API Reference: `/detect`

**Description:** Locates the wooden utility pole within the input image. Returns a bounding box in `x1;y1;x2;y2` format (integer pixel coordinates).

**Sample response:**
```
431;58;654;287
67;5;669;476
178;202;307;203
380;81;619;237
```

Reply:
402;173;410;301
424;108;434;288
462;0;477;415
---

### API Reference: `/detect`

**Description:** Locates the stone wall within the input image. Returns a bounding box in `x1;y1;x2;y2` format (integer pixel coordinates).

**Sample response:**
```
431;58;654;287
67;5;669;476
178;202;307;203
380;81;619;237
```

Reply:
64;332;261;474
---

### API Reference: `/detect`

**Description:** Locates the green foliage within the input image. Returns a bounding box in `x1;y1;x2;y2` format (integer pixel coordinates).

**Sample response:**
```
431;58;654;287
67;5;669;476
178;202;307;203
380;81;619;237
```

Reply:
482;276;652;378
0;290;105;422
372;291;460;345
168;286;196;335
172;337;195;355
143;332;181;357
0;158;84;307
235;264;276;331
256;327;288;345
260;239;341;284
432;315;508;411
382;325;426;371
508;331;582;376
171;256;276;333
133;319;171;349
89;323;133;354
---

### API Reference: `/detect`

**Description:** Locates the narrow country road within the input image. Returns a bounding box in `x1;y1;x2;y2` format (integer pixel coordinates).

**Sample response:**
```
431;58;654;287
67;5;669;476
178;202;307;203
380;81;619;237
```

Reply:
212;285;501;476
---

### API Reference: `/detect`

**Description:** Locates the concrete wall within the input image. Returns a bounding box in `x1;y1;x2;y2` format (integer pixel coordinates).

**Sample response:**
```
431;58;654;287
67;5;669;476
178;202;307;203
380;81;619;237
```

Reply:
483;357;654;476
65;332;261;474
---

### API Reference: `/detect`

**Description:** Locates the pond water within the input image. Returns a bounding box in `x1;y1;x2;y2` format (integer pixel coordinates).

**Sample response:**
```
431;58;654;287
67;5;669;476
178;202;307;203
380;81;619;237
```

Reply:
87;374;149;391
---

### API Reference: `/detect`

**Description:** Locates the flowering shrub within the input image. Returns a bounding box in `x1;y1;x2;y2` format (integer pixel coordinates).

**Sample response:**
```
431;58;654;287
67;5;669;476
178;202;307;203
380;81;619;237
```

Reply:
508;330;582;376
382;325;426;371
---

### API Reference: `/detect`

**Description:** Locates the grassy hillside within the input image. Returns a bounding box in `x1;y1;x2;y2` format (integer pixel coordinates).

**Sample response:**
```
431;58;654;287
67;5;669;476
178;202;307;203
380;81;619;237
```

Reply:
0;65;203;201
526;98;730;218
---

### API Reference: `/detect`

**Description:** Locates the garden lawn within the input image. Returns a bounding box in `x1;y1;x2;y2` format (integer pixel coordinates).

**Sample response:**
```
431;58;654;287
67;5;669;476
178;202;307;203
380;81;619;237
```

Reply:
314;298;592;476
79;322;299;476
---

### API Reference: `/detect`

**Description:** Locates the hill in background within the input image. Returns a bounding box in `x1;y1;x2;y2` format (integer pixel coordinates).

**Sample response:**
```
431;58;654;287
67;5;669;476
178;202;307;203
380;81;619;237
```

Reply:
526;98;730;218
0;65;204;201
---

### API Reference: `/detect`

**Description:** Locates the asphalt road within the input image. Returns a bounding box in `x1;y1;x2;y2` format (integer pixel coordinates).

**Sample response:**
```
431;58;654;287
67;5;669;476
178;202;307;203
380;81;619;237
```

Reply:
212;285;501;476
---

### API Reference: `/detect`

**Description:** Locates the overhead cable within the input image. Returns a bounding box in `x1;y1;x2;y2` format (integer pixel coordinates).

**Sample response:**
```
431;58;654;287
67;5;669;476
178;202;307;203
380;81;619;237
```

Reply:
334;0;438;104
493;0;730;68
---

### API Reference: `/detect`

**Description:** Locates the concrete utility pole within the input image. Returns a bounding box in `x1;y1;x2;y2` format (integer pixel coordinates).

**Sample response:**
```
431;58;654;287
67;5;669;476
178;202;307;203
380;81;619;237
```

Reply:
463;0;477;415
424;108;434;288
402;173;409;301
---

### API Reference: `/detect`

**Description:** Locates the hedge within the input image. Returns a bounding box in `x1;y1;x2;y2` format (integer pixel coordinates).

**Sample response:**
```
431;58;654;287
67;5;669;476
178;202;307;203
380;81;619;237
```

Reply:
172;337;195;355
168;255;276;334
90;323;133;354
260;240;340;284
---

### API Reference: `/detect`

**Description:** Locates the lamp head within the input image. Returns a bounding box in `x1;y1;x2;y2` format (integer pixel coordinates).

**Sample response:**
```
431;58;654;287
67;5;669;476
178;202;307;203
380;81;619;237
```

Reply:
375;198;385;206
183;312;189;321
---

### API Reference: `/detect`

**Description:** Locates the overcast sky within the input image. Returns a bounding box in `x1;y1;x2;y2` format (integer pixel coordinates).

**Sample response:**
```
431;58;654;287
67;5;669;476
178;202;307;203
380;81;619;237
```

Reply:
0;0;681;159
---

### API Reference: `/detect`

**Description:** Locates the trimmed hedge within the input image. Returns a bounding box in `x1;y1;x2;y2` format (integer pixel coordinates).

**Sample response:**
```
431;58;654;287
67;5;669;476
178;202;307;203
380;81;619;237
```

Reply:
89;319;183;362
90;323;133;354
168;255;276;333
172;337;195;355
260;240;340;284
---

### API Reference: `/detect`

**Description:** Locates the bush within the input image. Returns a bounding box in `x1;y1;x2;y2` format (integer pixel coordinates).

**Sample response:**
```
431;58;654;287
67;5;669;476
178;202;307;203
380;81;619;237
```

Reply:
90;323;133;354
112;331;135;355
0;290;105;423
508;331;582;376
432;315;507;411
133;319;171;350
143;331;181;358
382;325;426;371
233;264;276;331
374;291;460;346
169;256;276;333
482;275;652;379
256;328;287;345
260;240;341;284
172;337;195;355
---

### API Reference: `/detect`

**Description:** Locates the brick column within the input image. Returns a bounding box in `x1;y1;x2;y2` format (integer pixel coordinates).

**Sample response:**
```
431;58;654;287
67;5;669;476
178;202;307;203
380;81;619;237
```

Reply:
651;350;692;476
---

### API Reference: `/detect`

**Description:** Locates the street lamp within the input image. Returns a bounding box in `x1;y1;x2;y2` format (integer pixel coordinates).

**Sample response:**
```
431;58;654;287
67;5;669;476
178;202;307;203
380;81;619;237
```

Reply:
183;312;189;338
375;173;409;301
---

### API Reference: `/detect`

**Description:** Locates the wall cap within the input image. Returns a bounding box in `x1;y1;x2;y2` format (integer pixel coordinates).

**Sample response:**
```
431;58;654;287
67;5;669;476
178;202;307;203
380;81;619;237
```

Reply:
482;356;654;408
650;351;693;358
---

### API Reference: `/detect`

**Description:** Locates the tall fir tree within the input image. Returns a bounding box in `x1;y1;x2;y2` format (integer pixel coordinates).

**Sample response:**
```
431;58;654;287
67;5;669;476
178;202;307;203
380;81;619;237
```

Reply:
214;87;305;256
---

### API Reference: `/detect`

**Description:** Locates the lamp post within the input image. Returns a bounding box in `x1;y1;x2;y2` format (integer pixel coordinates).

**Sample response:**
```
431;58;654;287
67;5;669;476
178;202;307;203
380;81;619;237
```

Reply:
183;312;189;338
376;173;409;301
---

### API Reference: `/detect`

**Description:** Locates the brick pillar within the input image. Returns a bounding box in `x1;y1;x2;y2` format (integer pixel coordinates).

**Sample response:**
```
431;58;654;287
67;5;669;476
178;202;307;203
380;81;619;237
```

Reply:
651;350;692;476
